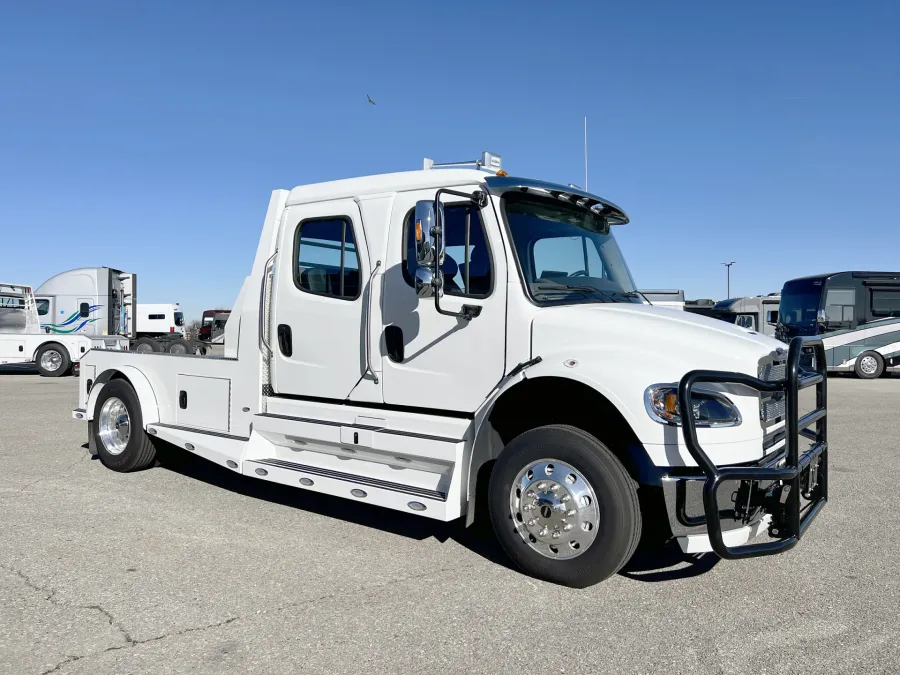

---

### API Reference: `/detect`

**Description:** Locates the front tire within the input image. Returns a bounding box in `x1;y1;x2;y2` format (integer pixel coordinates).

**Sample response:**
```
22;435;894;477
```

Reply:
488;425;641;588
35;343;70;377
92;379;157;472
854;351;884;379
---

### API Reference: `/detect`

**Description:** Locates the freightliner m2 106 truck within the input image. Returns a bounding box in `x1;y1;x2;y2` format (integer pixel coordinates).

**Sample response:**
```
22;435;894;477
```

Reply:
73;154;829;587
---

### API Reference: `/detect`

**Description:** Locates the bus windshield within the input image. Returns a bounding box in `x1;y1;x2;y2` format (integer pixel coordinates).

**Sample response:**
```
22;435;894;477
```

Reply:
779;279;822;333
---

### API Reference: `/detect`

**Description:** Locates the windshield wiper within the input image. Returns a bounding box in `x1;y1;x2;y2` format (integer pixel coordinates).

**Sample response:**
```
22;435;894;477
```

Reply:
611;290;651;304
533;285;615;302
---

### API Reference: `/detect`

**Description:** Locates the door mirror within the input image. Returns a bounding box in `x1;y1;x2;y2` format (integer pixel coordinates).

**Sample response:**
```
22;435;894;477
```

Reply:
414;200;443;266
766;310;778;325
816;309;827;326
414;267;435;298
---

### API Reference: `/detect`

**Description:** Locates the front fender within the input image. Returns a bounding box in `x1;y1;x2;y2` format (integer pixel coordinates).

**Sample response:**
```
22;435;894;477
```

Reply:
465;357;641;526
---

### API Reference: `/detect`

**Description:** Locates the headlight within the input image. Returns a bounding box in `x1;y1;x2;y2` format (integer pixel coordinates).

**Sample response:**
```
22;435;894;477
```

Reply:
644;385;742;427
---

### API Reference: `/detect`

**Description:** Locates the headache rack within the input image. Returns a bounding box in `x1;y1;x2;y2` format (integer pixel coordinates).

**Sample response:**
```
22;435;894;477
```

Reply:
678;336;828;559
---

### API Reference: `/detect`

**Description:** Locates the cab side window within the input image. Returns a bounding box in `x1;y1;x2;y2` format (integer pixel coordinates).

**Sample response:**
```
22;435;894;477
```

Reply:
294;218;360;300
736;314;756;330
36;299;49;316
403;204;492;297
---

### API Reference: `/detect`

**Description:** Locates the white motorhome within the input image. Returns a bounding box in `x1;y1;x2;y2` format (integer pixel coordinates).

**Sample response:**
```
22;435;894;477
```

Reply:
73;154;829;587
0;282;127;376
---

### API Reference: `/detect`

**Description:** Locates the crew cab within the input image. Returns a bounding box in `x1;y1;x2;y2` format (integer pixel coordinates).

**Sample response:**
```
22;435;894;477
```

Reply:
73;154;828;587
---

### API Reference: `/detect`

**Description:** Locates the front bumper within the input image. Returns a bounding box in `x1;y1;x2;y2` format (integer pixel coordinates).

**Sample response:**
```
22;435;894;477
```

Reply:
672;336;828;559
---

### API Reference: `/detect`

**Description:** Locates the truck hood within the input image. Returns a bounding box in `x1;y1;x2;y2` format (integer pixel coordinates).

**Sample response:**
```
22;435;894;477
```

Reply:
531;303;782;380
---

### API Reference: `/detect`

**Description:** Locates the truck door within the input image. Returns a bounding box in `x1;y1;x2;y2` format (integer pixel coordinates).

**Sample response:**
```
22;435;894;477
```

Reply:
271;199;372;400
379;189;507;412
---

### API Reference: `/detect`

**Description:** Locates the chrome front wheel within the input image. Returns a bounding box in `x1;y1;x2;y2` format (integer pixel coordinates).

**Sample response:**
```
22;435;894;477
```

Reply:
98;397;131;455
510;459;600;559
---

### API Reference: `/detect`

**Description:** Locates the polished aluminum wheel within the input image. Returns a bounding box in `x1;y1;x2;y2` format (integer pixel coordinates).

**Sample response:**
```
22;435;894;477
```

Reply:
135;342;154;353
98;397;131;455
510;459;599;559
859;355;879;375
39;349;63;372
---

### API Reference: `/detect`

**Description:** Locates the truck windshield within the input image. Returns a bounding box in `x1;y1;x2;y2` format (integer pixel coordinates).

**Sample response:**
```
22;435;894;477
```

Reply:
503;193;639;305
174;312;184;327
779;279;822;333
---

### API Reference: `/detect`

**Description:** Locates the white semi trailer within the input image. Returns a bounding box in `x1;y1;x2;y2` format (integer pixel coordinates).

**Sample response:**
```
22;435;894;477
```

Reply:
73;154;829;587
0;282;128;376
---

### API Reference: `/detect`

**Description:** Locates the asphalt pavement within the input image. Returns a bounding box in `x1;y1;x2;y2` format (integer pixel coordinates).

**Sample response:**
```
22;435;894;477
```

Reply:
1;368;898;674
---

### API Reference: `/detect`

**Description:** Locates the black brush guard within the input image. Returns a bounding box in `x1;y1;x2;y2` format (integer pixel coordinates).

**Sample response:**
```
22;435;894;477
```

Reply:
678;337;828;559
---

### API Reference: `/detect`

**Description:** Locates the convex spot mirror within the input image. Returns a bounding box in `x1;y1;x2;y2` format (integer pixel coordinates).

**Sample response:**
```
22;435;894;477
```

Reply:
414;200;446;299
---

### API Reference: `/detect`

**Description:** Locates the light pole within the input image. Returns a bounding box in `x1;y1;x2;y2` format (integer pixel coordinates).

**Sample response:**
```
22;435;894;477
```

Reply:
721;261;736;298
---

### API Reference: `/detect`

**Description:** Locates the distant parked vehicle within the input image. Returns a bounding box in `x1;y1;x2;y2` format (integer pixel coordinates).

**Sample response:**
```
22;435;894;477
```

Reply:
0;282;127;376
711;294;780;338
35;268;196;355
198;309;231;341
777;271;900;378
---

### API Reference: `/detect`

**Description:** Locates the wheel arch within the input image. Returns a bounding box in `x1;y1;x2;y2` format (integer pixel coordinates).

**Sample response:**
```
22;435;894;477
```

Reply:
32;340;74;363
465;374;651;526
86;366;160;427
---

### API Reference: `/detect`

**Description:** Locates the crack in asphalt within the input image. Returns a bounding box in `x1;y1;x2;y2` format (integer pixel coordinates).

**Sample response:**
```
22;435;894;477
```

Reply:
4;560;476;674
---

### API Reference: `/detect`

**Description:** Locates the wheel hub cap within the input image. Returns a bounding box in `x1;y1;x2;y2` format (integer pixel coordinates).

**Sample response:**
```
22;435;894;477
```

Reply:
510;460;600;559
40;350;62;371
98;397;130;455
860;356;877;374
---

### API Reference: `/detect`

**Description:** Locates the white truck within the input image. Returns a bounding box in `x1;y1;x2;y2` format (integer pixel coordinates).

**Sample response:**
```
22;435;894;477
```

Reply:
36;268;194;354
133;303;186;338
1;283;128;376
73;153;829;587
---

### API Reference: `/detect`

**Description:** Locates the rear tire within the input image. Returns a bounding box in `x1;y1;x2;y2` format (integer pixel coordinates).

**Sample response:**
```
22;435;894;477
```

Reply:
92;379;157;472
35;343;70;377
133;337;160;353
166;338;193;355
854;351;883;379
488;425;641;588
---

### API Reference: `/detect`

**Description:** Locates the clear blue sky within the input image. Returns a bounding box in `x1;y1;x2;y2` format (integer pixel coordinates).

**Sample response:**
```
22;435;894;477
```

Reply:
1;0;897;319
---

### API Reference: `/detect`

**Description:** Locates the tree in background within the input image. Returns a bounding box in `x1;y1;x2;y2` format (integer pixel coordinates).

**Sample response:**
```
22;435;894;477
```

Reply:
185;319;202;340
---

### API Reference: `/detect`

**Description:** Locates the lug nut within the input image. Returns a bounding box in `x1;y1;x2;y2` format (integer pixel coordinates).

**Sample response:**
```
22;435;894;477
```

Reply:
539;527;548;537
550;484;560;492
567;509;576;517
561;494;570;502
564;524;573;532
552;531;561;539
526;490;536;498
537;482;548;490
528;518;537;526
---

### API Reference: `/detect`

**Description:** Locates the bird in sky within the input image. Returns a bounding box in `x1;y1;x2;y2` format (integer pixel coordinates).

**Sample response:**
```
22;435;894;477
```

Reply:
367;94;376;105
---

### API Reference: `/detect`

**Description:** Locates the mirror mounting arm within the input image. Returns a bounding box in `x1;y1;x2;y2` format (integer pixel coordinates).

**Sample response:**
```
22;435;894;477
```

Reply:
429;188;487;321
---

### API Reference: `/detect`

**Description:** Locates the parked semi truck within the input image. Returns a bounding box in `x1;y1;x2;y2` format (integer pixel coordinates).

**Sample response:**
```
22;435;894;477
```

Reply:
73;153;829;587
1;282;128;376
35;268;196;354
